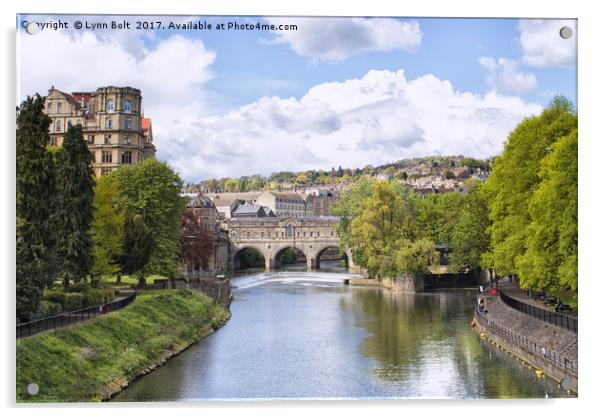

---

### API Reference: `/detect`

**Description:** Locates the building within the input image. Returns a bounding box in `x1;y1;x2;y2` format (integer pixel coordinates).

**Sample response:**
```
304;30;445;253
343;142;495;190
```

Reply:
256;191;313;218
44;85;156;176
231;204;275;219
304;189;338;217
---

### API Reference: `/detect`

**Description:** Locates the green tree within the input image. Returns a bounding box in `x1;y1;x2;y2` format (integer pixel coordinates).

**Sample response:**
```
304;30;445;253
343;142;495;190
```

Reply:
517;130;578;291
90;176;124;284
120;213;154;284
395;238;440;274
482;96;577;276
350;181;416;277
224;178;238;191
110;159;186;278
448;188;491;273
55;125;95;289
295;173;309;185
16;95;57;321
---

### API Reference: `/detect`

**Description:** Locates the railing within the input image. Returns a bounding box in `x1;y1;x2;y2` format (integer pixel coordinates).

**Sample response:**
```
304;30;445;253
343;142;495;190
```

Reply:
16;292;137;339
499;289;578;334
476;308;578;376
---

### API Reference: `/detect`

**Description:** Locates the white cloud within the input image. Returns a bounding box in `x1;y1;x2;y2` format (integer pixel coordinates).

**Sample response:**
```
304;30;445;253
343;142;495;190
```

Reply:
519;19;577;68
18;28;543;183
167;70;542;181
264;17;422;61
479;56;537;93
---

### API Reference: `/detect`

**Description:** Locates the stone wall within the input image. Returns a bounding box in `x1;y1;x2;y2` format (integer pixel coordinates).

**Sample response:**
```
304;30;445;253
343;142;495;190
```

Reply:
474;296;578;393
173;278;232;307
379;274;425;293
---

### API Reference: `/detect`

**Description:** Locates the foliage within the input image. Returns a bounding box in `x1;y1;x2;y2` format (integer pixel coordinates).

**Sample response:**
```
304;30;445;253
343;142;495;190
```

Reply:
516;130;578;291
34;301;63;319
110;159;186;278
481;96;577;278
90;176;125;283
415;192;464;245
395;238;440;274
236;248;264;269
54;125;95;288
64;293;85;311
16;95;57;322
350;181;417;277
224;178;238;191
448;187;491;272
16;290;229;402
180;209;216;272
119;213;154;279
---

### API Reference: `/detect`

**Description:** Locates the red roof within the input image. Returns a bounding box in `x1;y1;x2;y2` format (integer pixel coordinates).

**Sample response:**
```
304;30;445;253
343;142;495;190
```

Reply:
141;118;151;133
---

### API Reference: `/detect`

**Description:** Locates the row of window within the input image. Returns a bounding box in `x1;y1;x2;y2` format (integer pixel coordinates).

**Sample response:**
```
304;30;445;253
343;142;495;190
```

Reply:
47;98;135;115
234;230;336;239
53;117;135;133
87;134;137;146
95;150;134;164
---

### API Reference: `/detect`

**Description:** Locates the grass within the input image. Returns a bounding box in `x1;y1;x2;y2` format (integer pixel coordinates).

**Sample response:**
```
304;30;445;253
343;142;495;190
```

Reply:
547;289;578;317
16;289;229;402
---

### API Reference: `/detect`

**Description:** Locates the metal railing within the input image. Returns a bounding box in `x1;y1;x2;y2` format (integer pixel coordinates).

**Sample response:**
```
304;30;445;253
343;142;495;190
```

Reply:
17;292;137;339
498;289;578;334
476;308;578;376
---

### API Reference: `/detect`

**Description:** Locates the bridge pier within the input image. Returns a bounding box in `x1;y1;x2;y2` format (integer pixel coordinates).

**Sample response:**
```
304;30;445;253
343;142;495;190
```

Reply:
265;257;275;272
306;258;317;271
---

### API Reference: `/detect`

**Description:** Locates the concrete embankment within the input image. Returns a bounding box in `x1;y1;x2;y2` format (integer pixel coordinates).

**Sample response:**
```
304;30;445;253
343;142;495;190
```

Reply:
473;295;578;394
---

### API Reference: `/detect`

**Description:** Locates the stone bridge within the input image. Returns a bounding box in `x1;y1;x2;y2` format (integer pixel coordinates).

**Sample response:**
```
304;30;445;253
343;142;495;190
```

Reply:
226;216;356;271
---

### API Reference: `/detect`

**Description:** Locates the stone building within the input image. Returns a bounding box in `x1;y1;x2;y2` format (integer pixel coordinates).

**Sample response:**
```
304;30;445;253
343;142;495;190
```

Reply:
44;85;156;176
305;189;338;216
256;191;313;218
231;204;275;218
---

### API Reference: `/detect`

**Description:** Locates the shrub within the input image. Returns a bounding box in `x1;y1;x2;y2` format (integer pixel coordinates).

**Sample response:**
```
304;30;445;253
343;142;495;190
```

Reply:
102;287;115;303
39;301;63;318
42;290;66;306
64;293;85;311
84;288;104;307
69;282;90;293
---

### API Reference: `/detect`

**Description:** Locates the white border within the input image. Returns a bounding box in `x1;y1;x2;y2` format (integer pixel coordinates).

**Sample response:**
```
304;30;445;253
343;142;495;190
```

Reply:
2;1;600;415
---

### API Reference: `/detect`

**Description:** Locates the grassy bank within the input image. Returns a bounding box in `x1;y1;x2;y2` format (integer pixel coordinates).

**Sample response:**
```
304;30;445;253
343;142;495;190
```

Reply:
16;289;230;403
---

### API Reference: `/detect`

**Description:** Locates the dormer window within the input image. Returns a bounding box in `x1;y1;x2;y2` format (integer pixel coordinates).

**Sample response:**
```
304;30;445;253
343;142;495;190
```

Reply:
124;99;132;113
106;99;114;113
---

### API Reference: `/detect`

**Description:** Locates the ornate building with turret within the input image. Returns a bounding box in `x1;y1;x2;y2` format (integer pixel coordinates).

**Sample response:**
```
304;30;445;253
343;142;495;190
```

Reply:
44;85;156;176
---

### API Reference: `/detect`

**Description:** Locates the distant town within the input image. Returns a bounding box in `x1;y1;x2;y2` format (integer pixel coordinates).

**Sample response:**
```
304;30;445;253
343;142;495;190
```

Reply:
182;155;492;220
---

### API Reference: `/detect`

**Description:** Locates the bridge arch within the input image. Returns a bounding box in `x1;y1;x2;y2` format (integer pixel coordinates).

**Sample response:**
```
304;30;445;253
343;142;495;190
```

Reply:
314;245;348;269
231;244;269;271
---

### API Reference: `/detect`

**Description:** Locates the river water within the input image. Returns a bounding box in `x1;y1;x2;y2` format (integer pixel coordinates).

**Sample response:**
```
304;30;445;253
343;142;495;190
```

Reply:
113;264;568;401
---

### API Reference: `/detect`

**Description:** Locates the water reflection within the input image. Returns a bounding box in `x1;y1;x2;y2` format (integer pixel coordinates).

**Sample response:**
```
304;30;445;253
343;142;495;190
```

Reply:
113;271;567;401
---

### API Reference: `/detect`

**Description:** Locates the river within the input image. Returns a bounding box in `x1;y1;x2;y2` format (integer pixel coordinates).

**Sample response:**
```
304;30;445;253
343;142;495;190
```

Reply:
113;264;567;401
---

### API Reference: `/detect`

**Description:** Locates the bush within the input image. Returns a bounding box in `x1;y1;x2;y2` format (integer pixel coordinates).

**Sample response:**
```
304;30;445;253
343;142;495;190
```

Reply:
42;290;66;306
84;288;104;307
64;293;85;311
39;301;63;318
102;287;115;303
68;282;90;293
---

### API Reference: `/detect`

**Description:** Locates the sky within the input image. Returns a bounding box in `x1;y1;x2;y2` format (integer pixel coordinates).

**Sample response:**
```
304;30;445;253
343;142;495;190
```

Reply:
17;15;577;182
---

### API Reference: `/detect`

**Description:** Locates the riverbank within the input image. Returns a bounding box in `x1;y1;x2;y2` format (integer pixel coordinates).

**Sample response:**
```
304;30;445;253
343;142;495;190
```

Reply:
473;294;578;394
16;289;230;402
349;273;481;292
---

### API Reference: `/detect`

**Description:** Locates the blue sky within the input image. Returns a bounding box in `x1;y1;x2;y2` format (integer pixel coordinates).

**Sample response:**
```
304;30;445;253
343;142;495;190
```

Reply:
18;15;577;181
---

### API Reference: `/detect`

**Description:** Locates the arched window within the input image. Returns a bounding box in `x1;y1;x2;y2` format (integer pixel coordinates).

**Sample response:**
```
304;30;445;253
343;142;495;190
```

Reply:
67;121;72;129
124;99;132;113
286;224;294;238
106;99;114;113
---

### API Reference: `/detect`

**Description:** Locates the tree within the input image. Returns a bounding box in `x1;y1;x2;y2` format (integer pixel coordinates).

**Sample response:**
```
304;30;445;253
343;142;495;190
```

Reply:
350;181;417;277
16;95;56;321
395;238;440;274
119;213;154;283
90;176;124;284
295;173;309;185
481;96;577;277
224;178;238;191
54;125;95;289
448;188;491;273
110;159;186;278
180;209;216;272
517;130;577;291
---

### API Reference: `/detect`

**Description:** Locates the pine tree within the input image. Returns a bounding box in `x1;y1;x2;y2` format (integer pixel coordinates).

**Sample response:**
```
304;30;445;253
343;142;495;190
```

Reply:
55;125;95;289
16;95;56;322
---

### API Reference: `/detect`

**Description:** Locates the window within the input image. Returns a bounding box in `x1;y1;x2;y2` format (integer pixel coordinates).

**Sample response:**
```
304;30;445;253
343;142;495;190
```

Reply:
87;135;94;144
106;99;114;113
76;120;82;127
101;167;111;176
105;118;112;129
101;150;112;163
124;99;132;113
331;231;334;237
57;103;62;113
67;121;72;129
91;151;96;162
47;102;52;113
310;231;313;237
124;134;131;145
121;151;132;164
125;117;132;129
49;137;57;146
55;120;61;132
104;134;112;144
